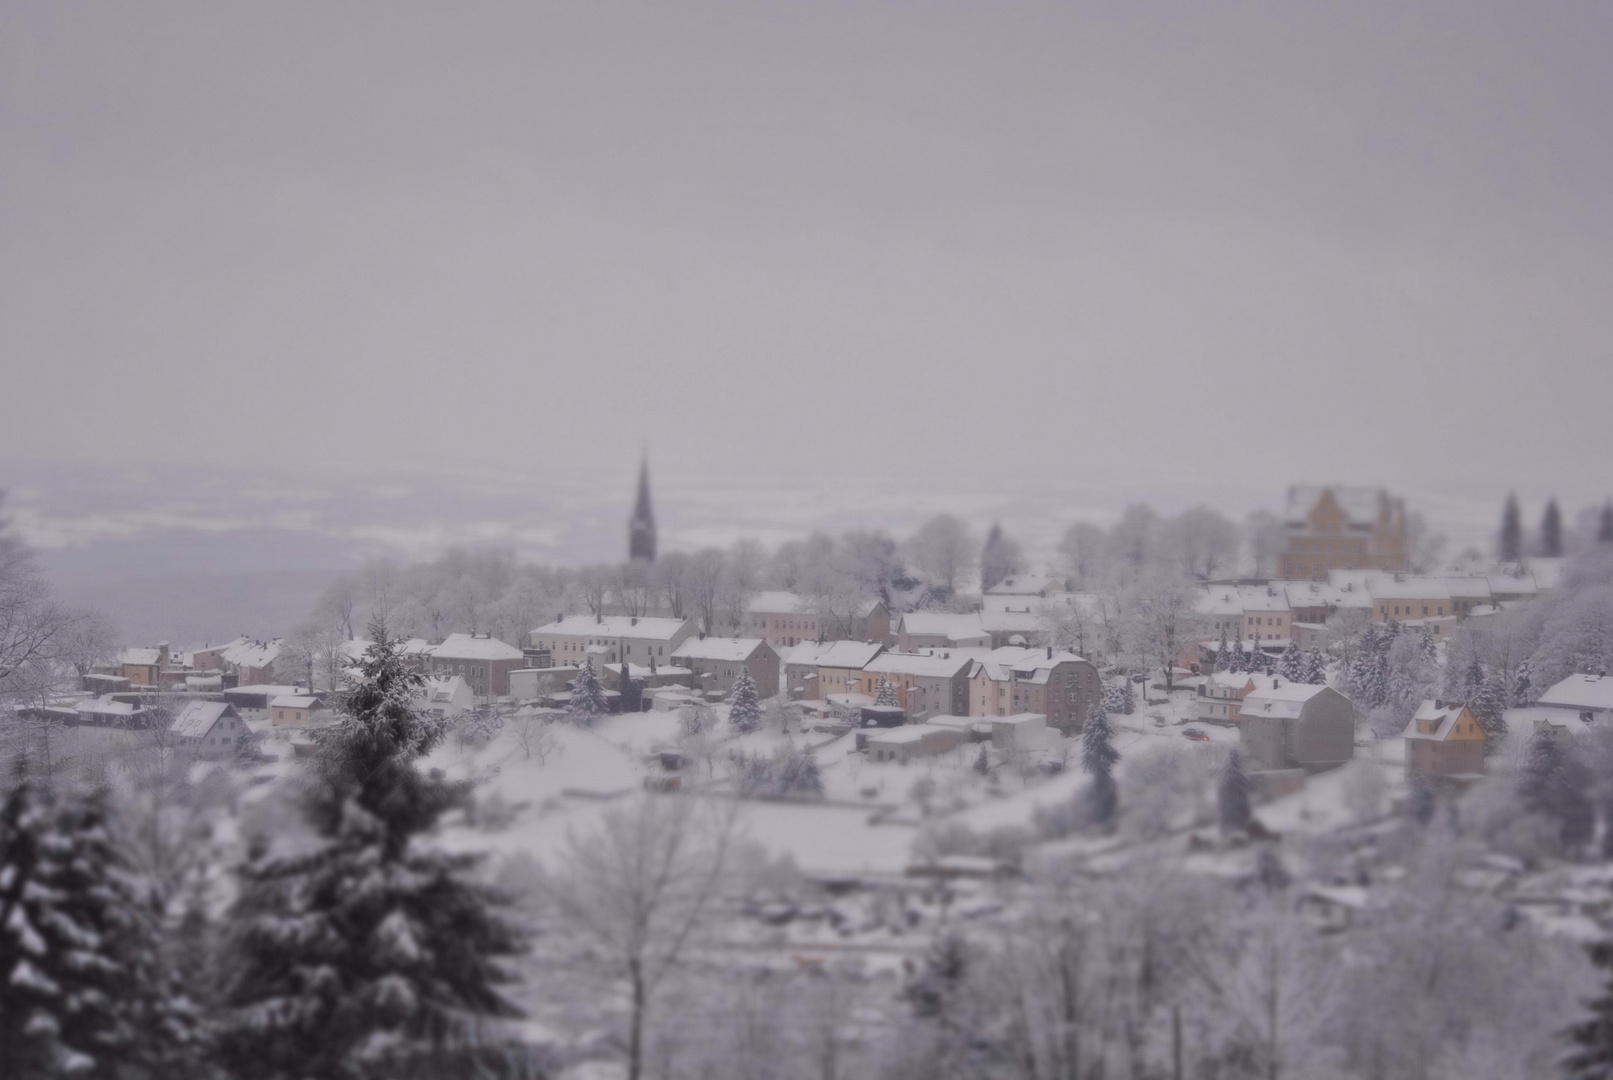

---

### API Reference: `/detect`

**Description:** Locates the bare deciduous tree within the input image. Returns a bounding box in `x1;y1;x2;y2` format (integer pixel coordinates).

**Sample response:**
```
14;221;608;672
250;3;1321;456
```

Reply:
533;795;741;1080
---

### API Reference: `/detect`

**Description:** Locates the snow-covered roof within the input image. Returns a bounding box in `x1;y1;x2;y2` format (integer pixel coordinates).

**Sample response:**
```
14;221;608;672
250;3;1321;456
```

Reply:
1237;585;1290;613
77;696;139;716
1285;485;1389;527
1241;682;1332;720
420;675;470;704
867;724;949;745
897;612;988;641
270;695;318;709
1538;674;1613;712
339;639;376;661
429;633;526;662
976;646;1088;684
984;574;1061;597
1526;557;1568;591
170;700;234;738
1208;671;1255;690
746;591;882;618
532;615;691;641
1505;706;1588;738
979;609;1045;634
991;712;1047;727
1401;699;1467;742
1280;581;1355;609
864;652;974;678
1487;573;1538;597
1197;588;1244;616
1440;577;1494;601
223;684;307;700
222;637;283;669
1367;575;1451;601
784;640;885;669
119;647;162;666
671;637;770;663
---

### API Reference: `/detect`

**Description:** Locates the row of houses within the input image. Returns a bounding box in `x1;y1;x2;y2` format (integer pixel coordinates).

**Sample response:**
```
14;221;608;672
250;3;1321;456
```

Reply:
782;640;1103;732
1198;563;1559;653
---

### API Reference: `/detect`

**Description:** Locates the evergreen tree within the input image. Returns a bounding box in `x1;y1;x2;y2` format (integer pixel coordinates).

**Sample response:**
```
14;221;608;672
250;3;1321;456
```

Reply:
1119;678;1135;715
1082;701;1119;828
873;675;899;708
973;746;989;775
569;664;610;726
1519;731;1593;850
1232;630;1248;674
1466;663;1509;753
1217;749;1252;834
1601;501;1613;545
728;669;763;733
1500;493;1523;562
979;522;1015;593
0;774;190;1078
218;627;526;1080
1215;626;1229;672
1563;940;1613;1079
1513;657;1534;706
1542;498;1564;557
1301;648;1327;685
1277;641;1305;682
1418;625;1438;663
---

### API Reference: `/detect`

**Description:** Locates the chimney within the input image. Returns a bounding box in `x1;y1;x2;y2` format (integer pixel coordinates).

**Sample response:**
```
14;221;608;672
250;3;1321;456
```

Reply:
557;613;564;623
1047;646;1053;659
1273;677;1280;688
1435;698;1445;710
631;617;638;626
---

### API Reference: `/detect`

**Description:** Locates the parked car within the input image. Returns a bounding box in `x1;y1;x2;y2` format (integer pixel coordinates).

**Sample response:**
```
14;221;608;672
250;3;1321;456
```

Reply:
1181;727;1210;742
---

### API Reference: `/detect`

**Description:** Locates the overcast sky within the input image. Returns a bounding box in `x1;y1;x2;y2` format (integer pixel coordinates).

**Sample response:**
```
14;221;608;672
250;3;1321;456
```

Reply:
4;1;1612;514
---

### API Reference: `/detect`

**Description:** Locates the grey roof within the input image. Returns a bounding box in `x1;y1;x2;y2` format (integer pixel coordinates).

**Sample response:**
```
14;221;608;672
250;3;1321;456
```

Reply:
170;700;235;738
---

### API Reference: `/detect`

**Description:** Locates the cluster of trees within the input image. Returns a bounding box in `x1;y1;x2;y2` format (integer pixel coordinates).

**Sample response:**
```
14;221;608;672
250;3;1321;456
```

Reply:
1;628;538;1078
1499;493;1613;562
0;494;119;763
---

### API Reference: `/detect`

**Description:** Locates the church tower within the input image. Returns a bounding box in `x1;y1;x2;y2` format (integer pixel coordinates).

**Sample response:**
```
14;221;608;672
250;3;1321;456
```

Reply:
628;457;656;562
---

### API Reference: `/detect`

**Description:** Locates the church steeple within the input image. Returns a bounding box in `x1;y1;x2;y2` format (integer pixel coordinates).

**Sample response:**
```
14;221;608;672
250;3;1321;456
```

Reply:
629;456;656;562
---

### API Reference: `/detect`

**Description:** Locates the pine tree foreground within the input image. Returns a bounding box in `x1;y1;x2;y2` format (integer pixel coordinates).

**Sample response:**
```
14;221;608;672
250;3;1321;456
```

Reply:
217;627;531;1080
1564;940;1613;1079
0;773;197;1077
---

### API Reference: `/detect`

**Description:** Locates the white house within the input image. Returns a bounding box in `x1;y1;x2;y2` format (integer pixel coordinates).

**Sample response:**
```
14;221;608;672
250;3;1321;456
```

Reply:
417;675;475;719
170;700;246;755
1536;674;1613;724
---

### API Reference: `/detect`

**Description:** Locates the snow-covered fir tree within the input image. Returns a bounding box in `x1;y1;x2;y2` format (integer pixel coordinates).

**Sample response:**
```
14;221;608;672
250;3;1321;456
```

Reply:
1277;641;1305;682
979;522;1015;593
1500;493;1523;562
1542;498;1563;557
1232;630;1248;674
1418;625;1438;663
1467;666;1509;752
1118;677;1135;714
0;774;192;1077
1217;748;1252;834
1215;626;1229;671
1512;657;1534;706
1519;730;1593;850
873;675;899;708
217;628;526;1080
569;663;611;726
1082;701;1119;828
1301;648;1327;685
728;668;762;733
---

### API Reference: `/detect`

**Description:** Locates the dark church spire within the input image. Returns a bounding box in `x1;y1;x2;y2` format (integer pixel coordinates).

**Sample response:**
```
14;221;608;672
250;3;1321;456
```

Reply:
629;455;656;562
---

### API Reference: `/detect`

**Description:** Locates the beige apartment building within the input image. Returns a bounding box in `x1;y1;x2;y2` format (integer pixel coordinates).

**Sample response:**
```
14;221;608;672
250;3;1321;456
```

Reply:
530;614;696;670
743;592;891;649
1279;486;1409;581
968;646;1101;733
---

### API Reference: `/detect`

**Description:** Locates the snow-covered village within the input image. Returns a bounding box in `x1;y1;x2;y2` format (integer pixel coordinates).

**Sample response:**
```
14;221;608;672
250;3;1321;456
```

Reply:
7;3;1613;1078
7;473;1613;1079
